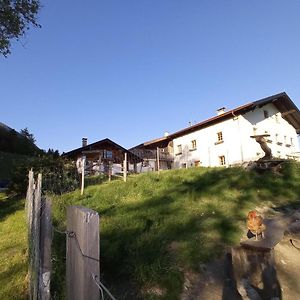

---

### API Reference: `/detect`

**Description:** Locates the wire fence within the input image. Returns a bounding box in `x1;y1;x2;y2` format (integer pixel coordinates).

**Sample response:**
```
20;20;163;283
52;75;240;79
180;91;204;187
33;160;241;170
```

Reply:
26;170;117;300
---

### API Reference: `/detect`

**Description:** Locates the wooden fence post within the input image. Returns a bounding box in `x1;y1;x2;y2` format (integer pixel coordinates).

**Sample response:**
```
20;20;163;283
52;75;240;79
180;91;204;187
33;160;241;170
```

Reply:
26;170;35;300
81;156;86;195
26;172;52;300
39;197;52;300
32;173;42;299
66;206;100;300
123;152;127;182
157;147;160;172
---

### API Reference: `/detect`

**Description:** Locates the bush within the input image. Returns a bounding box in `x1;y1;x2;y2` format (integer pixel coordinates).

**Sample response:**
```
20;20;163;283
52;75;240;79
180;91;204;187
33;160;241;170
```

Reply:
8;154;79;195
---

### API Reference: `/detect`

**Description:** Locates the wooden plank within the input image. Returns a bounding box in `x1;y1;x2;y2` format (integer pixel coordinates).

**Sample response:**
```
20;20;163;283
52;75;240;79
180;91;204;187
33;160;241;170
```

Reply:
39;197;52;300
26;170;35;230
80;156;86;195
123;152;127;182
66;206;100;300
281;109;296;116
32;173;42;299
26;170;35;300
157;147;160;171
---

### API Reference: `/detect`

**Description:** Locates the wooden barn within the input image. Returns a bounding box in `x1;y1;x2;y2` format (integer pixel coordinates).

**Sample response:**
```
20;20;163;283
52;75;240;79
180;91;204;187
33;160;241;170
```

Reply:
62;138;141;175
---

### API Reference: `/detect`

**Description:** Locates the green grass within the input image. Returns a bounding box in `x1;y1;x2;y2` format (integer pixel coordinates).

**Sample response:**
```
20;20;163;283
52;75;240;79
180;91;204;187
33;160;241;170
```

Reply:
51;163;300;299
0;193;28;299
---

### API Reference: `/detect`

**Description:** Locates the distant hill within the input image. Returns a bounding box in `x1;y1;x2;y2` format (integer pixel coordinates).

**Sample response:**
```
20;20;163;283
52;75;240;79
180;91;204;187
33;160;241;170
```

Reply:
0;122;40;156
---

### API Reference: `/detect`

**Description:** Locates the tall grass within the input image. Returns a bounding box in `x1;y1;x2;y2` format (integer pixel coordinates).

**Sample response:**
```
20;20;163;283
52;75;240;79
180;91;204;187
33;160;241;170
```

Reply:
0;193;27;299
51;163;300;299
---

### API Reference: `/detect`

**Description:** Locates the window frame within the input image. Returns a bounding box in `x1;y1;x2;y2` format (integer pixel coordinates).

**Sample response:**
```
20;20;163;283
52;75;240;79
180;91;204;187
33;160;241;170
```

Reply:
190;139;197;151
176;144;182;155
219;155;226;166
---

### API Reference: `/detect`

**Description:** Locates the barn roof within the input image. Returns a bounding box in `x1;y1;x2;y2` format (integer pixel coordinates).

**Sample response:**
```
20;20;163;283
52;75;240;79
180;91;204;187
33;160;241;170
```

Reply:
62;138;141;163
135;92;300;149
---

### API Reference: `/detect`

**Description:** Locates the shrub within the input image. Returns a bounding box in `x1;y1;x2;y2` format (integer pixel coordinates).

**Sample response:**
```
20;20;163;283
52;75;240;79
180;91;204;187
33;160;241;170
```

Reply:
8;154;79;195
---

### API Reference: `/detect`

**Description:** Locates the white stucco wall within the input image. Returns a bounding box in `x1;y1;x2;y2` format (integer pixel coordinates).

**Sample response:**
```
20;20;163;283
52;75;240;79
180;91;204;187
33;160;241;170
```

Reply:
172;103;299;168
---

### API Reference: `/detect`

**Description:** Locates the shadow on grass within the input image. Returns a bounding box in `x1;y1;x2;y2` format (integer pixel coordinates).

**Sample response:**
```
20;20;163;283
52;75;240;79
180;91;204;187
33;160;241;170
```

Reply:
0;193;24;222
52;163;300;299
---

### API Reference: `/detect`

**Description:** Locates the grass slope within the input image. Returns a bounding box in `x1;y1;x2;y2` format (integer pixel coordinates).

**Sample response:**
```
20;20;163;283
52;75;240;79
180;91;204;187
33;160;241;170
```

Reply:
0;193;27;299
52;163;300;299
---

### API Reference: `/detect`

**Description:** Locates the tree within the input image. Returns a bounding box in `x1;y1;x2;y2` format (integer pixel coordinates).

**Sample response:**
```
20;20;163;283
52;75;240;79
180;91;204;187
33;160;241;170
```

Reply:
20;127;36;144
0;0;41;56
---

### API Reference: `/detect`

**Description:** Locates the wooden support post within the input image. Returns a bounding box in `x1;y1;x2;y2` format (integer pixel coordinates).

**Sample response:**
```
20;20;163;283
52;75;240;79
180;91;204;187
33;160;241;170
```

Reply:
123;152;127;182
26;169;34;225
81;156;86;195
108;161;112;181
157;147;160;172
26;170;35;300
66;206;100;300
33;173;42;300
39;197;52;300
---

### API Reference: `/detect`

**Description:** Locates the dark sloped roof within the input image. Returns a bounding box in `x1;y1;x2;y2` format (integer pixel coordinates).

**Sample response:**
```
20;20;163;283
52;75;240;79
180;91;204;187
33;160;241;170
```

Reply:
62;138;141;162
136;92;300;149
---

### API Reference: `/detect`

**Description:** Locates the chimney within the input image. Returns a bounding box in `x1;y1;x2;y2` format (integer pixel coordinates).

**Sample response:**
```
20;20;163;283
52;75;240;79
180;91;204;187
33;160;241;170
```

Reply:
82;137;88;147
217;107;226;115
164;131;169;137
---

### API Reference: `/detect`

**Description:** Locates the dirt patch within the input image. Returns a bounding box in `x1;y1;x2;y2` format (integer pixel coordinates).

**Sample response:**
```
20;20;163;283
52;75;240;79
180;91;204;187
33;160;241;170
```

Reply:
180;208;300;300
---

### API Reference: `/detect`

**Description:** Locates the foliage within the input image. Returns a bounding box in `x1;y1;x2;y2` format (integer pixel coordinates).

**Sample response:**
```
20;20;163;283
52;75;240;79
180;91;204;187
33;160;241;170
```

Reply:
20;127;36;144
0;125;40;156
0;151;30;181
8;154;79;195
0;0;41;56
51;162;300;299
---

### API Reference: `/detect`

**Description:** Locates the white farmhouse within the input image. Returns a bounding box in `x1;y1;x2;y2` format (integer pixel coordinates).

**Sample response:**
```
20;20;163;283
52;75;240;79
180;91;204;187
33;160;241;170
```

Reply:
132;92;300;169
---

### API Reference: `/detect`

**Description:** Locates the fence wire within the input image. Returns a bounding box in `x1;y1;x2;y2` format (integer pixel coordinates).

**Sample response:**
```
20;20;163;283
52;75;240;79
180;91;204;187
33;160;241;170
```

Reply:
92;273;117;300
54;226;117;299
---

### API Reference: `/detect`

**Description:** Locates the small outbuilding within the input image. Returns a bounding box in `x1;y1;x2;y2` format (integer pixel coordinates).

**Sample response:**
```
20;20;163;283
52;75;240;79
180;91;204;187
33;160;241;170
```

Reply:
62;138;141;175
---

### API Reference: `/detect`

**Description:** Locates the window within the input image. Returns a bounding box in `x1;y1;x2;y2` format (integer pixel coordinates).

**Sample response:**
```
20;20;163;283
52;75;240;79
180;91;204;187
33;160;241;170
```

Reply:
176;144;182;155
103;150;113;159
217;132;223;142
190;139;197;150
194;160;200;167
219;155;226;166
181;163;187;169
263;110;269;119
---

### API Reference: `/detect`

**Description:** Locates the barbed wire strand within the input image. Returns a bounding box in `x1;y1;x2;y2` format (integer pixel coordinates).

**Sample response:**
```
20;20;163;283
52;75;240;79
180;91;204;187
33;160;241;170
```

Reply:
92;273;117;300
91;274;105;300
53;226;116;299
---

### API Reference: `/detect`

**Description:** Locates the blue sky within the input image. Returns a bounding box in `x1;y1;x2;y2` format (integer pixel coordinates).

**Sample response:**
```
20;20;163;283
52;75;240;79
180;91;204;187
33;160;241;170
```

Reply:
1;0;300;153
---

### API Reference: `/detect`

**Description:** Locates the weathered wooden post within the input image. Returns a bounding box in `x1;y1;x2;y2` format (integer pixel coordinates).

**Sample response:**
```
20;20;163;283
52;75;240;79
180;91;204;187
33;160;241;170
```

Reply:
26;170;35;300
108;161;112;181
123;152;127;182
81;156;86;195
156;147;160;172
66;206;100;300
32;174;42;299
39;197;52;300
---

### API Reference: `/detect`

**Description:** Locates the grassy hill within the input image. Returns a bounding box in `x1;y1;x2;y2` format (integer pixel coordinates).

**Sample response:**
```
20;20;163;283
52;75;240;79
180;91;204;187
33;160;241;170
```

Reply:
0;122;41;182
1;164;300;299
0;193;27;299
50;163;300;299
0;123;40;156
